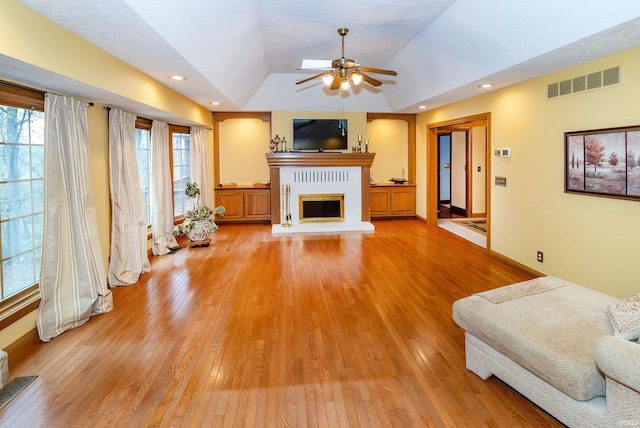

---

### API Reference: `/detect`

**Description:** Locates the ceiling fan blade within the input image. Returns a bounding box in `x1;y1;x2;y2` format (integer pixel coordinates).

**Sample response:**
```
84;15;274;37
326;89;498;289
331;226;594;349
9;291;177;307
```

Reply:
361;72;382;87
360;67;397;76
330;75;341;90
301;59;332;69
296;71;329;85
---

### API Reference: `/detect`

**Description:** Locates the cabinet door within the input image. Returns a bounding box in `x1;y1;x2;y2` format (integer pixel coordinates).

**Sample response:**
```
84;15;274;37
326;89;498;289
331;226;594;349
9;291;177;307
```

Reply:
391;188;416;215
245;191;271;219
370;189;392;216
216;191;244;220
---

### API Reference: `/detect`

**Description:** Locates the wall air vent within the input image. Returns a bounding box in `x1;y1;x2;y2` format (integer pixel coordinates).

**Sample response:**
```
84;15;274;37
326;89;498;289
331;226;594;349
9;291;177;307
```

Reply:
547;66;620;99
603;66;620;86
587;71;602;90
572;75;586;93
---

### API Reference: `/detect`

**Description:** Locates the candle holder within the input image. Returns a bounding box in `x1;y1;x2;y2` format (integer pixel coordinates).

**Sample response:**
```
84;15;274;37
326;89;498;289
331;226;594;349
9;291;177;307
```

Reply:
272;134;281;152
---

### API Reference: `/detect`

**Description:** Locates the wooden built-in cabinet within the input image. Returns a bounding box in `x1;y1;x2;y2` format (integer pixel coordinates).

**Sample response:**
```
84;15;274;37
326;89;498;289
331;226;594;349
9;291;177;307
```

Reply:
370;184;416;218
215;186;271;223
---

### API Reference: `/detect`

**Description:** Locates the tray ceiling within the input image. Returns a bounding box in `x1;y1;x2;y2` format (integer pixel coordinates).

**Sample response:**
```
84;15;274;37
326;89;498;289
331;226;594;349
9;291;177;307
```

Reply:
12;0;640;115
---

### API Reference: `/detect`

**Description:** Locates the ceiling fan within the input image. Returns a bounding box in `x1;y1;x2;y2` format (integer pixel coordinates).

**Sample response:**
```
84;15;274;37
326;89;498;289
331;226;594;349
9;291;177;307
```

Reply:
296;28;397;91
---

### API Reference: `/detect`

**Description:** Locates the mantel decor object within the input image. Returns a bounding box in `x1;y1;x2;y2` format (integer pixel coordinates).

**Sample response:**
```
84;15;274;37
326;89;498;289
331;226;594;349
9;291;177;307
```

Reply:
270;135;289;153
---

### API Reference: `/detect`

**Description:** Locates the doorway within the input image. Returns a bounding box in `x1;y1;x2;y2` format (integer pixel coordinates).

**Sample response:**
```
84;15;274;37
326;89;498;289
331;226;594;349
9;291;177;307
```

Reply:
438;133;452;217
427;113;491;246
438;131;469;218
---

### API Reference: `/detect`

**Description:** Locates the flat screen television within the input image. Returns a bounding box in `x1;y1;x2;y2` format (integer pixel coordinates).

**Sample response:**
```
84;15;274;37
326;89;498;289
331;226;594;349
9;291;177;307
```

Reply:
292;119;348;151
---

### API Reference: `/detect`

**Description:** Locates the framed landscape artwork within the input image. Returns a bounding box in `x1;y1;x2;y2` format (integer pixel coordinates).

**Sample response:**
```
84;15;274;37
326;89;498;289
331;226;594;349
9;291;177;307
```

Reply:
566;125;640;201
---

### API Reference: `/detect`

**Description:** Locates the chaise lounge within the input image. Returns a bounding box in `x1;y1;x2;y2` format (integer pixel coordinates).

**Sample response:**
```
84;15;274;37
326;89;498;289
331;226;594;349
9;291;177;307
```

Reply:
452;276;640;427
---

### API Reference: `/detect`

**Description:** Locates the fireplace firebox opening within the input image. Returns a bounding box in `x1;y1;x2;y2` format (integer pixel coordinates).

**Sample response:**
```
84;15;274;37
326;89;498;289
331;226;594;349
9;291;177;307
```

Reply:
299;194;345;223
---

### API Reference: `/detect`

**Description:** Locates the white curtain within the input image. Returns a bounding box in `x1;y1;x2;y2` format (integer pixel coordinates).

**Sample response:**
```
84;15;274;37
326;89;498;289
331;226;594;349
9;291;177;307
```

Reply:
151;120;179;255
108;108;150;286
190;126;212;208
37;94;113;342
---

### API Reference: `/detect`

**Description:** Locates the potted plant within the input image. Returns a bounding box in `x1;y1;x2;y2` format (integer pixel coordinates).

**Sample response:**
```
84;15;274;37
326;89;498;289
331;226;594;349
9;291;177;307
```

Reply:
173;182;224;243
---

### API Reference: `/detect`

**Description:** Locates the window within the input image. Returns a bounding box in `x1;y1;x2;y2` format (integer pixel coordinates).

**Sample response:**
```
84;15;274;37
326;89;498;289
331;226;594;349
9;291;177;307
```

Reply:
171;126;193;217
0;83;45;305
135;118;152;225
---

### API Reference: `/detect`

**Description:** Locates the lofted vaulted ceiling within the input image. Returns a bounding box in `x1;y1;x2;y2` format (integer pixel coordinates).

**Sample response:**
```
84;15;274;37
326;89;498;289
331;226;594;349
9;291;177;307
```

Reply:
10;0;640;116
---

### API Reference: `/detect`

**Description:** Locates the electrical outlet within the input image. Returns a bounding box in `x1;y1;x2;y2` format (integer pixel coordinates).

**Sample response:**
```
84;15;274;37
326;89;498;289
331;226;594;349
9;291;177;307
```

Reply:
537;251;544;263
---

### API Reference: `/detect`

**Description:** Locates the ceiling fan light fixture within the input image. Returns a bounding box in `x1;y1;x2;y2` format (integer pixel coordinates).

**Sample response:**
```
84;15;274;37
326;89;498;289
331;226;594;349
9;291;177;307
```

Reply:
295;28;397;91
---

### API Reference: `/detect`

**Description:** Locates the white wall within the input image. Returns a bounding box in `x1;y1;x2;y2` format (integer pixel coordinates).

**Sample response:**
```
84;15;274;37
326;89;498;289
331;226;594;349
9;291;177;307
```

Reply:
451;131;466;209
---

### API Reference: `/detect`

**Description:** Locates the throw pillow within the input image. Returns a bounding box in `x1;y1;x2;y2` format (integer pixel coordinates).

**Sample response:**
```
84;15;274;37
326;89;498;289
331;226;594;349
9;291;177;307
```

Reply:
607;294;640;340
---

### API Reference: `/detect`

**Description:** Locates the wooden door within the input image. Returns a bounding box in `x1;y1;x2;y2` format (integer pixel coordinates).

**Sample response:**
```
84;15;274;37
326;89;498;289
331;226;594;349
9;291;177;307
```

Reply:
391;188;415;215
216;190;244;219
370;188;392;216
245;190;271;220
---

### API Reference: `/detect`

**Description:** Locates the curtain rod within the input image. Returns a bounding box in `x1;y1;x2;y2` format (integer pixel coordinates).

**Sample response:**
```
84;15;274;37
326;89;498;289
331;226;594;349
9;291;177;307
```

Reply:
1;79;96;106
104;105;212;129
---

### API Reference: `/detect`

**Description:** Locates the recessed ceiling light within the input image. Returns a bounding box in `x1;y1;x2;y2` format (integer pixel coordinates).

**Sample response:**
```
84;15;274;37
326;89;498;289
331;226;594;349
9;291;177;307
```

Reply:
210;101;220;106
418;105;427;109
170;75;187;81
478;83;493;89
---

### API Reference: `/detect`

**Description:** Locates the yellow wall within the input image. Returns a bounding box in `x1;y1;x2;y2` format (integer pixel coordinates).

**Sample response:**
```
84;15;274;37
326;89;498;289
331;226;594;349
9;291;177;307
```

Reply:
272;111;367;150
471;126;487;215
0;0;214;349
417;46;640;298
366;119;408;184
88;104;112;265
219;118;271;184
216;112;408;187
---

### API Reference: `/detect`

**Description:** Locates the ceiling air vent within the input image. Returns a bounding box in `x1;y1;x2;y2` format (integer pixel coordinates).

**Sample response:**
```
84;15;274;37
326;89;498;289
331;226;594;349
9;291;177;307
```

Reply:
547;66;620;99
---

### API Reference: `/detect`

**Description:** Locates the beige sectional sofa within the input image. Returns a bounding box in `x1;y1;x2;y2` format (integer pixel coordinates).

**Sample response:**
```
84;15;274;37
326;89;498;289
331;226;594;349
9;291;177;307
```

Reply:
452;276;640;427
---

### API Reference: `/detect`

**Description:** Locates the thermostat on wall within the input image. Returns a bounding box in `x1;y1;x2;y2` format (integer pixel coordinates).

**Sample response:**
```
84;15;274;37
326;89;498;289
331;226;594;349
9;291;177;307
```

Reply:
500;148;511;157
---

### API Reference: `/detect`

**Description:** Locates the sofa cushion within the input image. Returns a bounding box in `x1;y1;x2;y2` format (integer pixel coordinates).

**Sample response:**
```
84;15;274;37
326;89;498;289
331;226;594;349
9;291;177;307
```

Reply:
607;294;640;340
452;277;618;401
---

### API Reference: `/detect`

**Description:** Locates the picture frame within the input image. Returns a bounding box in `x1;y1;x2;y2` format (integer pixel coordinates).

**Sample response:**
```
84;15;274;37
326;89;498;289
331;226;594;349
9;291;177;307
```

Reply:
565;125;640;201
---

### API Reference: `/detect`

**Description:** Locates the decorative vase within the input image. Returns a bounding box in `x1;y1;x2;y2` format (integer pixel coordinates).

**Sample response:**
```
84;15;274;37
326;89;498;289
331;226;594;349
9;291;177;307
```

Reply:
186;219;212;242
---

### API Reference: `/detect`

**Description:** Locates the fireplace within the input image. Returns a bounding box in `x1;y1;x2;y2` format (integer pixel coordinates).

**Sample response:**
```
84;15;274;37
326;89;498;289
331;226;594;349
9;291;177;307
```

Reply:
266;153;375;232
299;194;344;223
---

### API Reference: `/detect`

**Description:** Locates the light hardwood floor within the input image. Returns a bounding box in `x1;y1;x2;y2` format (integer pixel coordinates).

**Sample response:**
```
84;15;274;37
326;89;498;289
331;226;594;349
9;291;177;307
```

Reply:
3;220;562;427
